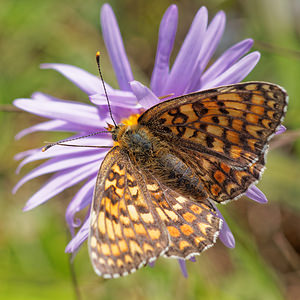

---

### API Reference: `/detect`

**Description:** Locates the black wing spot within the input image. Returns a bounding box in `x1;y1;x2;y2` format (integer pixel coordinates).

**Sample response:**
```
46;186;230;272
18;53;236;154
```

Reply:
220;108;229;115
212;116;220;124
206;135;215;148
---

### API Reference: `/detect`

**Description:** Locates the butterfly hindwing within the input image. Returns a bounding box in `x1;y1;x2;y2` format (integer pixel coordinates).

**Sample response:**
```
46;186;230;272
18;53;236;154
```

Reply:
139;82;288;168
142;173;222;259
168;146;265;203
190;152;265;203
89;147;169;278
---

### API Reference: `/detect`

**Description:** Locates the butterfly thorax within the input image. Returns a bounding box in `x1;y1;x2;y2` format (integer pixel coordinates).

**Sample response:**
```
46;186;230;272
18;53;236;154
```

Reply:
112;124;156;164
113;124;207;201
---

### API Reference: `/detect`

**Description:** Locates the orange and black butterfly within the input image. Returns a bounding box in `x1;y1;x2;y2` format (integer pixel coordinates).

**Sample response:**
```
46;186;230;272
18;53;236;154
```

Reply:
88;82;288;278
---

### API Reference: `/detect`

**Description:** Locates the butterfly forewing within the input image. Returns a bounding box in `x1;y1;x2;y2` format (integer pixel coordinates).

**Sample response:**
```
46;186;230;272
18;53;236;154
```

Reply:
138;82;288;168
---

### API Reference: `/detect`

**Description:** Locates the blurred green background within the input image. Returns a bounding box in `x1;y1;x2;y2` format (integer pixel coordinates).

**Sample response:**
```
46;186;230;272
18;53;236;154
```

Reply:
1;0;300;299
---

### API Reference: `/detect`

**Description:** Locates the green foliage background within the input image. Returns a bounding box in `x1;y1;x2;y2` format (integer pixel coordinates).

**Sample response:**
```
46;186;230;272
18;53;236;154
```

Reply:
0;0;300;299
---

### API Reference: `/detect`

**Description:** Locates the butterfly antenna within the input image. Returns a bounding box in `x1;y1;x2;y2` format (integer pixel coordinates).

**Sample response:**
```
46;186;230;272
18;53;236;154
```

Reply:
96;51;117;127
42;130;110;152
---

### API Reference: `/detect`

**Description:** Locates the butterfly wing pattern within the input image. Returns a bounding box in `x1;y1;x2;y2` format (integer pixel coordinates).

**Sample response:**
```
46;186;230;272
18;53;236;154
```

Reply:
89;147;169;278
163;146;265;203
139;82;288;202
143;175;222;259
89;147;222;278
89;82;288;278
139;82;288;168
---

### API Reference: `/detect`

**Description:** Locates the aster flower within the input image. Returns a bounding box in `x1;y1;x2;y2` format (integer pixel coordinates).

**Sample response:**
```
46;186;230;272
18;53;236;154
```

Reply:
13;4;284;276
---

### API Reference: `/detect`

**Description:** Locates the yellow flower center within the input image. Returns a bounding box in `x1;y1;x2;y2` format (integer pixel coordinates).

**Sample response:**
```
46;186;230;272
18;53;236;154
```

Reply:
108;113;141;147
121;113;141;126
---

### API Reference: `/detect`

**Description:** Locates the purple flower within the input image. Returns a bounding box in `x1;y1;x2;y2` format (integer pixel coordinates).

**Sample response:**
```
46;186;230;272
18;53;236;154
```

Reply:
14;4;283;276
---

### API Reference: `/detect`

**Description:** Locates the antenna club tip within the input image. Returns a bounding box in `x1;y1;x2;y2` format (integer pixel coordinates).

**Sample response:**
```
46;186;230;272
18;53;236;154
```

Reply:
96;51;100;57
42;144;52;152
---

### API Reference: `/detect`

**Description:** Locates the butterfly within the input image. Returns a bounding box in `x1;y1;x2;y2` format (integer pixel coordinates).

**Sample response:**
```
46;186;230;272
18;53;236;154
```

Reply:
88;81;288;278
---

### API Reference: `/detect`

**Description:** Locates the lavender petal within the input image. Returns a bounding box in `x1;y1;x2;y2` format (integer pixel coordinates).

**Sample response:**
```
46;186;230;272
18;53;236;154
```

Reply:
16;137;111;173
13;151;104;193
65;217;90;253
66;178;96;235
22;161;100;211
246;185;268;203
13;98;107;129
90;91;140;108
101;4;134;91
130;81;160;109
200;51;260;90
40;63;113;96
200;39;254;87
148;261;155;268
187;11;226;92
15;120;82;140
14;149;39;161
214;206;235;249
178;259;188;278
163;7;208;96
151;5;178;95
276;125;286;134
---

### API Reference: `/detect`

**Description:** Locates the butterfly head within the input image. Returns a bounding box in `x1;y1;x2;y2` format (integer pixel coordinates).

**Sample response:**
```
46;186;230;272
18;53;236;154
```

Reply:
105;123;121;142
106;113;142;144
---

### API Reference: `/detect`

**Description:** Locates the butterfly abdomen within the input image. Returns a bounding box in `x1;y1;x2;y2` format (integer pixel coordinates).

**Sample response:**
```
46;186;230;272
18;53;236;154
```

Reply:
154;152;207;200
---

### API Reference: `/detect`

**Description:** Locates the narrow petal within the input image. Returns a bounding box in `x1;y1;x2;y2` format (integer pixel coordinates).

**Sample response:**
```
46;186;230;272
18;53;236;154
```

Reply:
23;161;100;211
15;120;83;140
40;64;113;96
214;206;235;248
200;39;254;87
163;7;208;96
151;5;178;95
189;256;196;262
178;259;188;278
13;151;104;193
200;51;260;90
148;261;155;268
101;4;133;91
187;11;226;92
66;178;96;235
65;217;90;253
31;92;103;111
246;185;268;203
30;91;137;126
130;81;160;109
276;125;286;134
16;136;112;173
13;98;107;128
90;91;140;108
31;92;114;127
14;149;39;161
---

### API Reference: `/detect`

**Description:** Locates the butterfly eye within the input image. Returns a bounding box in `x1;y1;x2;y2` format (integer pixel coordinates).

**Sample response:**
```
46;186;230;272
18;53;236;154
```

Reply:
112;133;118;141
111;125;121;141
